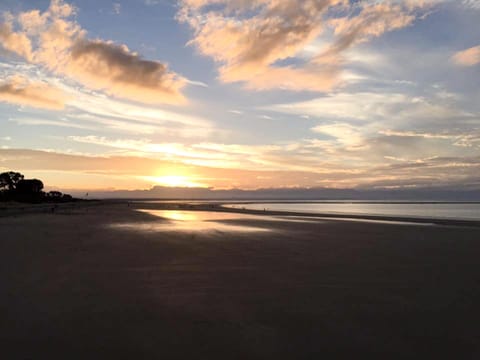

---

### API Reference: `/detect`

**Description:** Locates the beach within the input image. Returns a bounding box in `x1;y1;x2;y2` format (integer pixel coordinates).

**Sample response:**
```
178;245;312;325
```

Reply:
1;201;480;359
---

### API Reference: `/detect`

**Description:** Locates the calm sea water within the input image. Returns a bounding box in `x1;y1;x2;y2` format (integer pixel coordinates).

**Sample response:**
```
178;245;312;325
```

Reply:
224;202;480;221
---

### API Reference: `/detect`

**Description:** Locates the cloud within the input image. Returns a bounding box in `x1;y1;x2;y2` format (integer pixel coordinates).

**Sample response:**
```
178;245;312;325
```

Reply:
0;75;67;109
9;117;95;130
62;110;480;182
0;63;213;136
178;0;435;91
64;87;211;128
0;19;33;60
178;0;344;91
67;40;185;104
2;147;480;191
312;123;365;147
0;0;186;104
184;79;208;87
462;0;480;9
113;3;121;15
265;91;469;123
379;129;480;148
316;1;424;65
453;45;480;66
67;135;285;169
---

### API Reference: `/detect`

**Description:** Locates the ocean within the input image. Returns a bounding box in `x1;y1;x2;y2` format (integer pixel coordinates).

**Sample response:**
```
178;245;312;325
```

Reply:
223;201;480;221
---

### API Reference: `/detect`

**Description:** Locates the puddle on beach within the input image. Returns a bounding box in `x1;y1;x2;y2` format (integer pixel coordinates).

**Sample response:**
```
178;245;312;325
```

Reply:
109;210;276;233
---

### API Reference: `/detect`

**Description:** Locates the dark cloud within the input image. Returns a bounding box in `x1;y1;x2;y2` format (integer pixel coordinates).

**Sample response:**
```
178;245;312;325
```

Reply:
69;40;186;104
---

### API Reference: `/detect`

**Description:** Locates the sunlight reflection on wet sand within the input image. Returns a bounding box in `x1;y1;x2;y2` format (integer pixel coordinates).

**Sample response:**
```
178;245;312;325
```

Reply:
108;209;429;236
110;210;278;233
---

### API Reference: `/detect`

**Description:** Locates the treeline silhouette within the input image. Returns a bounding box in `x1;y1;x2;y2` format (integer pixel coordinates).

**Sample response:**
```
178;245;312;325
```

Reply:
0;171;74;203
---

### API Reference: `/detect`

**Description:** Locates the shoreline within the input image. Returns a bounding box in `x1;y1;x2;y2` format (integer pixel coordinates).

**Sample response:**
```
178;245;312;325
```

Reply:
133;201;480;228
2;199;480;227
0;199;104;217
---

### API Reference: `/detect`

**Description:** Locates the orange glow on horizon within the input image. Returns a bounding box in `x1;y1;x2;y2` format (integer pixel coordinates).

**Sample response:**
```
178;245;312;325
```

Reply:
141;175;207;188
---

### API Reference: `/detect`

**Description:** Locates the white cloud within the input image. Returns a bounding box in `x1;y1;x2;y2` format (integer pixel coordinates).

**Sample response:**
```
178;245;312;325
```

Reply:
312;123;365;147
113;3;121;15
266;91;470;123
266;92;407;121
184;79;209;87
462;0;480;9
228;110;243;115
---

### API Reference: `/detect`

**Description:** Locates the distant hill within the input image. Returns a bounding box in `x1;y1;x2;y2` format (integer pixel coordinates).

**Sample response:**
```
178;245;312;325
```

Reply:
68;186;480;202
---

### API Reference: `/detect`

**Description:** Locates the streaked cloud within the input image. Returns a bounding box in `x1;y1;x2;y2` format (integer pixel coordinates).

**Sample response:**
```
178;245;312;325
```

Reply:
64;87;213;133
2;147;480;191
312;123;365;147
0;75;67;109
265;91;468;123
67;135;286;170
379;129;480;148
0;64;214;137
228;110;243;115
8;117;95;130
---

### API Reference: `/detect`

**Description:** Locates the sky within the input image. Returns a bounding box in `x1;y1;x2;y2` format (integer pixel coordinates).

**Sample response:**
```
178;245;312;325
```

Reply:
0;0;479;193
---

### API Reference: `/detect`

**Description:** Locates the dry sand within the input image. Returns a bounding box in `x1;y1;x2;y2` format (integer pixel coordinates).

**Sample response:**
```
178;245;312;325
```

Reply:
1;202;480;359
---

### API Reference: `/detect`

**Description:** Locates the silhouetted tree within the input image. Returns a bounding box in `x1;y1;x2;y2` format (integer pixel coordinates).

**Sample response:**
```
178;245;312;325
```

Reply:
62;194;73;201
16;179;44;194
14;179;44;203
0;171;24;191
1;171;75;203
47;191;63;199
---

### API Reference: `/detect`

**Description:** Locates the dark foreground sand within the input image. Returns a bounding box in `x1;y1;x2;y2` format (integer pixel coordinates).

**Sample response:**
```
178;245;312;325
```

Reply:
1;202;480;359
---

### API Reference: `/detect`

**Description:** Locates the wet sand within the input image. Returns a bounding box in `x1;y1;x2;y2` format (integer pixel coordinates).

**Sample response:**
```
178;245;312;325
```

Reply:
1;202;480;359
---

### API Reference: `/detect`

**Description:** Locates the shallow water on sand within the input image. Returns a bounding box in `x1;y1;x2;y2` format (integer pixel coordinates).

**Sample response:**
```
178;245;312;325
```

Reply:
110;210;274;233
